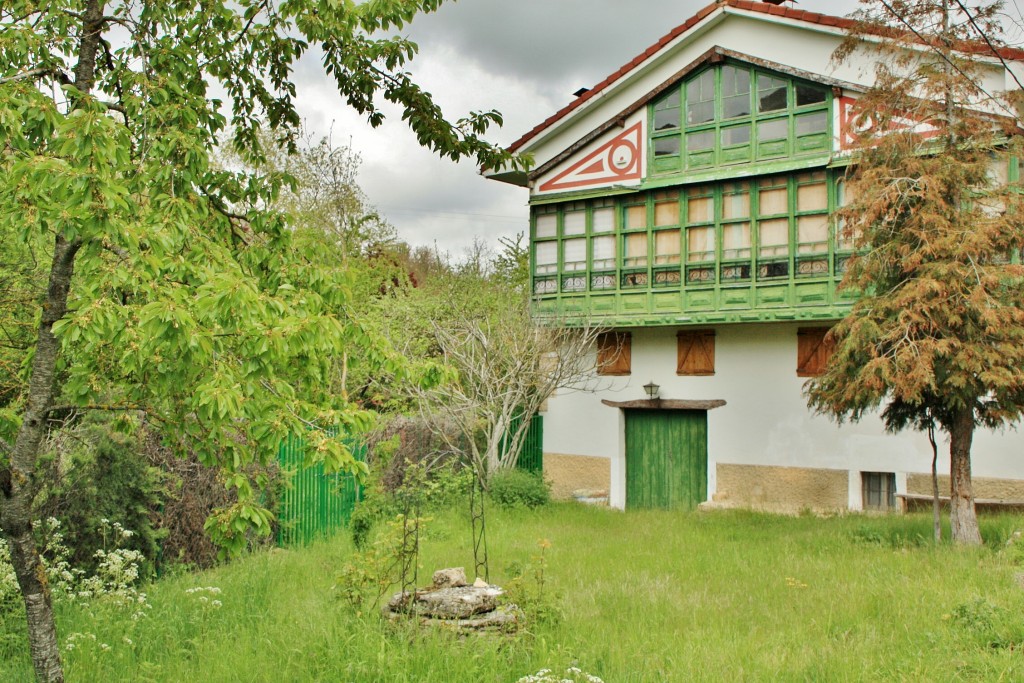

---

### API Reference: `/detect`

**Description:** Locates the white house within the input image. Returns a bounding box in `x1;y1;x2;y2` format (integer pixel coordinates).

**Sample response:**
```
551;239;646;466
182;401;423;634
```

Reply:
485;0;1024;513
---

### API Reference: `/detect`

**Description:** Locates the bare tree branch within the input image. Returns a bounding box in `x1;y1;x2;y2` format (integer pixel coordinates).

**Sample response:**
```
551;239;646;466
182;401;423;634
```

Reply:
403;302;606;486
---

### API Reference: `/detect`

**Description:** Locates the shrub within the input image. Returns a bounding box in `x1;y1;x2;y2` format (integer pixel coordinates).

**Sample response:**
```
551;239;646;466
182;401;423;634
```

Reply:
349;501;378;550
35;418;168;576
488;469;550;509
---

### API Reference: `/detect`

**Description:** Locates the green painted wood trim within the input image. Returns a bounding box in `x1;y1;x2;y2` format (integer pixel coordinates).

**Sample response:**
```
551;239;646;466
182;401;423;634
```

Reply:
528;151;833;206
641;154;833;189
532;294;849;328
530;186;642;206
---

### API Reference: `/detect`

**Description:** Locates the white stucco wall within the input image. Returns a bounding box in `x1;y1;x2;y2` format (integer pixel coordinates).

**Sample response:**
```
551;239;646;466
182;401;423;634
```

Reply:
542;323;1024;510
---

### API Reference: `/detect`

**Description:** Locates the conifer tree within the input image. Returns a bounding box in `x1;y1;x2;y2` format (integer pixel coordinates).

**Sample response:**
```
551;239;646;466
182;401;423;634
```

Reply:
807;0;1024;544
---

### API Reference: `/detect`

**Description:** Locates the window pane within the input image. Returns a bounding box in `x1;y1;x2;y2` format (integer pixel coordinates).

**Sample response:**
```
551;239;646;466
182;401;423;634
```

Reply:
535;241;557;273
655;229;681;264
723;184;750;220
655;87;680;110
723;222;751;259
592;235;616;269
836;178;854;207
654;136;681;157
759;218;789;257
686;71;715;125
626;205;647;230
796;84;826;106
563;238;587;270
536;213;557;238
797;215;828;252
624;233;648;267
654;101;680;131
655;199;679;226
592;207;615;232
987;157;1009;186
687;226;715;262
797;180;828;212
759;186;788;215
796;111;827;135
564;211;586;235
722;66;751;118
688;194;713;223
758;118;788;141
836;180;859;250
687;131;714;152
722;124;751;146
758;75;787;112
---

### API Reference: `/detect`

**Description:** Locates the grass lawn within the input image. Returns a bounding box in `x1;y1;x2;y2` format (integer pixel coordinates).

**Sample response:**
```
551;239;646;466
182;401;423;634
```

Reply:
3;505;1024;682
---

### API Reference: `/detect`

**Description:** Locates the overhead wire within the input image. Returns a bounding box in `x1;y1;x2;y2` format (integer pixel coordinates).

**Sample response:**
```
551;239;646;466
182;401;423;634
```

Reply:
950;0;1024;90
1012;0;1024;24
875;0;1018;117
379;207;525;223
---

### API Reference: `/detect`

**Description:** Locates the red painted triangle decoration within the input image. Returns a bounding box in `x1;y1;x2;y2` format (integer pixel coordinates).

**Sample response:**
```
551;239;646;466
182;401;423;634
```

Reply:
539;122;643;192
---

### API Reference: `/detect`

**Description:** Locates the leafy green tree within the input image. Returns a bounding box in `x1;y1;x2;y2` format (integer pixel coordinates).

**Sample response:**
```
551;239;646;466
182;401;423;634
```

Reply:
0;213;53;415
221;129;410;400
0;1;520;680
492;233;530;295
807;0;1024;545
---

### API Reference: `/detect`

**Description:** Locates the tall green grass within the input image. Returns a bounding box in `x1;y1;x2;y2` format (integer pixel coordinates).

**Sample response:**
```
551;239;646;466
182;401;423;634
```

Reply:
3;506;1023;682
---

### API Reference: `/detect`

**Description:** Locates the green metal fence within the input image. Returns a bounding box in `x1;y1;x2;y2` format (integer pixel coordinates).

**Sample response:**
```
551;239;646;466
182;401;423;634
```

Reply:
506;413;544;474
276;434;364;547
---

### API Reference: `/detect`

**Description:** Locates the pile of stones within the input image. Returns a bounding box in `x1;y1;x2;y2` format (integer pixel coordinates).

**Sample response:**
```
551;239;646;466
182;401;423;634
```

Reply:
382;567;520;633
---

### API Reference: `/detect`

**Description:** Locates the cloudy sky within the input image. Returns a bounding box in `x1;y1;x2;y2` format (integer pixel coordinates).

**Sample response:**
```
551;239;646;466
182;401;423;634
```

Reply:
290;0;876;257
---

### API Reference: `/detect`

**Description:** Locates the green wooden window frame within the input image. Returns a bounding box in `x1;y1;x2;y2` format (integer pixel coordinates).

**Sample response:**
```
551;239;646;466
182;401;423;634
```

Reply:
530;169;853;298
531;198;622;295
649;63;831;176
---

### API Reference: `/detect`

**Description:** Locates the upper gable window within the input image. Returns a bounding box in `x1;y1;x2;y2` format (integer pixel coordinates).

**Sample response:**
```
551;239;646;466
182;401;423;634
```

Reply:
650;64;831;175
654;86;681;131
687;71;715;125
796;83;827;107
758;75;787;113
722;66;752;118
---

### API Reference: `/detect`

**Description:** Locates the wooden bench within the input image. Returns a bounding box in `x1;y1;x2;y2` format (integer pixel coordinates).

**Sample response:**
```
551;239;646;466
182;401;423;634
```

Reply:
897;493;1024;513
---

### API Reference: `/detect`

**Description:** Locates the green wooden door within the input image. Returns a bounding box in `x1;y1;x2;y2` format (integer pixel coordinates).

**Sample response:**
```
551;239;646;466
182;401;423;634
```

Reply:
625;409;708;510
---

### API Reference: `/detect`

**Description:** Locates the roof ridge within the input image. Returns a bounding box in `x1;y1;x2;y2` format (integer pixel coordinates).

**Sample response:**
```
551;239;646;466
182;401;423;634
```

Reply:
506;0;1023;154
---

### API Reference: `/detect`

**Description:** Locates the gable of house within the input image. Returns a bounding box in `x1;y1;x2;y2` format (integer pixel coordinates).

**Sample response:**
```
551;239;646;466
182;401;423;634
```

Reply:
498;0;1019;328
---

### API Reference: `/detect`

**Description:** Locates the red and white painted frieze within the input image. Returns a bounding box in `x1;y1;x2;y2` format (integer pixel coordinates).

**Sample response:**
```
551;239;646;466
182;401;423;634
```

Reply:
537;119;645;194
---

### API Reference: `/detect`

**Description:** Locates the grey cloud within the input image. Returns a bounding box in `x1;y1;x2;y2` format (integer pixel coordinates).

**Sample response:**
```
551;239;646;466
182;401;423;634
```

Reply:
289;0;866;252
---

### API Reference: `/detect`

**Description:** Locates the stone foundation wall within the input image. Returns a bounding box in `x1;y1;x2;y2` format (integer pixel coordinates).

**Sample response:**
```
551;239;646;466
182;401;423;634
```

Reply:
714;463;849;514
543;453;610;500
906;474;1024;501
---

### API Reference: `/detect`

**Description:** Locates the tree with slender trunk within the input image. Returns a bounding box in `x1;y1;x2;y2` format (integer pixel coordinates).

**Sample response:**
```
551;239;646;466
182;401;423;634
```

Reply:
388;257;604;489
807;0;1024;545
0;1;521;680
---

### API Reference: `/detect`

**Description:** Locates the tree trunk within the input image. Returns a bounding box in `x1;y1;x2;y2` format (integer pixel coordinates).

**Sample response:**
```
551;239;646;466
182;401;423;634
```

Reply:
7;528;63;683
927;419;941;543
948;406;982;545
1;5;104;677
0;235;80;682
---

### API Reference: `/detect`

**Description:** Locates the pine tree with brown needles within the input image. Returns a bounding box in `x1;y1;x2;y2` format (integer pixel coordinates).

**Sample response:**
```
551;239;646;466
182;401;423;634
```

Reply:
807;0;1024;545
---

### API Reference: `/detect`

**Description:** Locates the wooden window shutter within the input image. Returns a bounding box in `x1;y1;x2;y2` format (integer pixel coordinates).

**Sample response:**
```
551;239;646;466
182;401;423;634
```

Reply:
796;327;833;377
597;332;632;376
676;329;715;375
